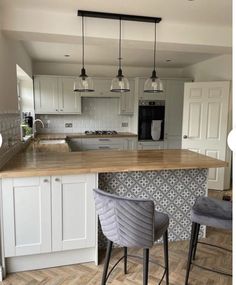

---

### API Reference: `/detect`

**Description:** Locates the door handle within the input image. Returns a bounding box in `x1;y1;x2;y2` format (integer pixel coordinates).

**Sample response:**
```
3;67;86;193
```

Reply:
183;135;188;139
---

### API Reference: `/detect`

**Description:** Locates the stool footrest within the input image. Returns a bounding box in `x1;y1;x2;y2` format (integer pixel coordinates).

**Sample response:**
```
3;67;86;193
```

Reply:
192;263;232;277
197;241;232;252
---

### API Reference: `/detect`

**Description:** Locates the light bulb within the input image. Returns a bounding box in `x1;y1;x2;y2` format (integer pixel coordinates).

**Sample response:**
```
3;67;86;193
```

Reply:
118;80;125;89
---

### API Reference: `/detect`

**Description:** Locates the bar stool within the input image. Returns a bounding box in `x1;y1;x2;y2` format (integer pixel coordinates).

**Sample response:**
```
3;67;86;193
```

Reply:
185;196;232;285
93;189;170;285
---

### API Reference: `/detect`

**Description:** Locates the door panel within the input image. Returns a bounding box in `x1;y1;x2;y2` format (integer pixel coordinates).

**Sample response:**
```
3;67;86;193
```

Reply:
188;103;202;139
182;81;230;190
60;77;81;113
52;174;96;252
2;177;51;257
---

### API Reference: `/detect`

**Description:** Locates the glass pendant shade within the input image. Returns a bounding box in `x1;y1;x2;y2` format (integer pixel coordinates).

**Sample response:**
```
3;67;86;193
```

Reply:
144;70;163;93
111;69;130;92
144;21;163;93
74;15;94;92
74;68;94;92
111;18;130;93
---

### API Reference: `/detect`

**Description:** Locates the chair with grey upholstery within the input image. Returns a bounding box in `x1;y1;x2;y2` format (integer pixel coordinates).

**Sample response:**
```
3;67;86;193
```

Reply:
185;196;232;285
93;188;169;285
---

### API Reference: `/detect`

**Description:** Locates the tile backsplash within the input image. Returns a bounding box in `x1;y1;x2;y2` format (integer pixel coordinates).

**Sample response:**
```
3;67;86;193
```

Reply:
0;112;22;168
37;97;131;133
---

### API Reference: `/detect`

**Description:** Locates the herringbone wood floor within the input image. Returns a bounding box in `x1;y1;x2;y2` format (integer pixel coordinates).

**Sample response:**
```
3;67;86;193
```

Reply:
1;190;232;285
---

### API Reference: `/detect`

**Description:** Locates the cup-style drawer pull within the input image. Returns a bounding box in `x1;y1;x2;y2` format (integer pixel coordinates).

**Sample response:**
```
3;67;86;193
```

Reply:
43;179;49;183
55;178;60;182
99;138;110;142
183;135;188;139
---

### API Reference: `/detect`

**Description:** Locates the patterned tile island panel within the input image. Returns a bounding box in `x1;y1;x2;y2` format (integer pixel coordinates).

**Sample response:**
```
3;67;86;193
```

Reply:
98;169;208;248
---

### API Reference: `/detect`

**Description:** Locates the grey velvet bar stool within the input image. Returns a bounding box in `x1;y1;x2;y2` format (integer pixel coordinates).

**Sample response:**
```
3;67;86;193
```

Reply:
185;196;232;285
93;189;170;285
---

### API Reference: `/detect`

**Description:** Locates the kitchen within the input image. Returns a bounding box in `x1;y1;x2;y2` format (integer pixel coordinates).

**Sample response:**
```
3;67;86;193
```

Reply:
0;1;233;285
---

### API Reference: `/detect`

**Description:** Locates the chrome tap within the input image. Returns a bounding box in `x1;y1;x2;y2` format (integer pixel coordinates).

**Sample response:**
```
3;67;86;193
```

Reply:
33;119;45;137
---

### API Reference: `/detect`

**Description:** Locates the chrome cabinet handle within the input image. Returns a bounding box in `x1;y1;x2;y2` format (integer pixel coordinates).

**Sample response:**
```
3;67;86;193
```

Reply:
55;178;60;182
43;179;49;183
99;146;110;149
99;138;110;142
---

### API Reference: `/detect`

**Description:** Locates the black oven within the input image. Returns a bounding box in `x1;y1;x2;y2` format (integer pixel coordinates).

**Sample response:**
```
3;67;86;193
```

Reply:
138;100;165;141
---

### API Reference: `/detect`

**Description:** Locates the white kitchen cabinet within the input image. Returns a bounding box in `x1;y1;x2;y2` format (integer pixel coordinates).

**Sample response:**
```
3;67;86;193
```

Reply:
1;174;96;258
59;77;81;114
52;174;96;252
34;76;82;114
119;80;135;115
138;141;164;150
2;177;51;257
34;76;59;114
68;137;138;151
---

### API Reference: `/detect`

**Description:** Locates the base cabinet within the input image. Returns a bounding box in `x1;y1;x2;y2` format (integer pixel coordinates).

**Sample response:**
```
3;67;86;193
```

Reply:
52;174;96;252
1;174;97;259
2;177;51;257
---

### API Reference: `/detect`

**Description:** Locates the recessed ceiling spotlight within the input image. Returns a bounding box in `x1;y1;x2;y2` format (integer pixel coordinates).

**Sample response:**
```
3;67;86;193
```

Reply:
166;59;172;62
64;54;70;57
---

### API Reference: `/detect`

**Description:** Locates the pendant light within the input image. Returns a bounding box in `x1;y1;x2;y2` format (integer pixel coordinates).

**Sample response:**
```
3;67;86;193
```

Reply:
111;17;130;92
74;15;94;92
144;20;163;93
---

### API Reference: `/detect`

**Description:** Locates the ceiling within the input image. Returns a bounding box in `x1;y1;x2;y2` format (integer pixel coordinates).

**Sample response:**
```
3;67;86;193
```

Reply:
22;41;220;68
1;0;232;68
1;0;232;26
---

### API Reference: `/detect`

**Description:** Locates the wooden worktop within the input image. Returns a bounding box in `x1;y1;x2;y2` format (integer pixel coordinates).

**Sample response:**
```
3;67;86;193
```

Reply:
0;149;227;178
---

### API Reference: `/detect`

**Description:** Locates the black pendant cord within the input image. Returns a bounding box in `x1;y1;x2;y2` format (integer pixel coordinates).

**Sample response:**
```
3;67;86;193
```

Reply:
118;17;122;73
153;20;157;72
81;15;85;69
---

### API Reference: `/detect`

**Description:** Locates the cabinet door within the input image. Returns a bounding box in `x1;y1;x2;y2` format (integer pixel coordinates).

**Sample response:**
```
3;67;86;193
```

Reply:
2;177;51;257
59;77;82;114
52;174;97;252
119;93;134;115
34;76;59;114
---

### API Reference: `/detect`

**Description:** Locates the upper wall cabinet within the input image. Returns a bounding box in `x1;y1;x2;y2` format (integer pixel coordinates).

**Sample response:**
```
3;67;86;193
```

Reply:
119;80;135;116
34;76;81;114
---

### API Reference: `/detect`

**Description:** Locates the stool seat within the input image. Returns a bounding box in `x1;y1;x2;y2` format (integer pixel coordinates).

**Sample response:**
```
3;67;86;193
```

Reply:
154;211;169;240
191;197;232;230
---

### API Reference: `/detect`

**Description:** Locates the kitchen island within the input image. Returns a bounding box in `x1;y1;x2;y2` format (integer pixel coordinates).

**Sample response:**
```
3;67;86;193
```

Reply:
0;149;227;274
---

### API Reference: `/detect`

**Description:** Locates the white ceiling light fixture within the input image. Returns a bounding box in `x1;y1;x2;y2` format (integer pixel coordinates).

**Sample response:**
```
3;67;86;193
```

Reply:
110;17;130;93
74;15;94;92
144;20;163;93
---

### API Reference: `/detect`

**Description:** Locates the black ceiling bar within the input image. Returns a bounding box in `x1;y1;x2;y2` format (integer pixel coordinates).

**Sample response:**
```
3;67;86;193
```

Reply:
77;10;162;23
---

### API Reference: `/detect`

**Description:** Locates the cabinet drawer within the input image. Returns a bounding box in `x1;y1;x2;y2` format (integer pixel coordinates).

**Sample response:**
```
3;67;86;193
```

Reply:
80;138;124;145
80;144;124;151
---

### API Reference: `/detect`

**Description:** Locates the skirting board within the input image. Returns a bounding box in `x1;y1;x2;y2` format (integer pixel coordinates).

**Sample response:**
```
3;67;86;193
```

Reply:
6;247;97;273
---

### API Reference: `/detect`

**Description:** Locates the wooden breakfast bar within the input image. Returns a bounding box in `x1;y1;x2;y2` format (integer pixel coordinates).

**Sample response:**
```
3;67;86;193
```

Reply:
0;149;227;274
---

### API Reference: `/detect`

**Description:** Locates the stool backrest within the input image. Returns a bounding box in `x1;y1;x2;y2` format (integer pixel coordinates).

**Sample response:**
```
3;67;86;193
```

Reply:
93;189;155;248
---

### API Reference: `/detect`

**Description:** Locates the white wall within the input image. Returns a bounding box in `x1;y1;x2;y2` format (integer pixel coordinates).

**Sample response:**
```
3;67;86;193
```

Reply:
0;23;32;112
182;54;232;81
33;61;184;78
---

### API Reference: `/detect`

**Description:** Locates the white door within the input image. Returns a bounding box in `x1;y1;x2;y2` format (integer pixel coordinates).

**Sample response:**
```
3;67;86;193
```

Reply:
182;81;230;190
2;177;51;257
59;77;82;114
51;174;97;252
34;76;59;113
